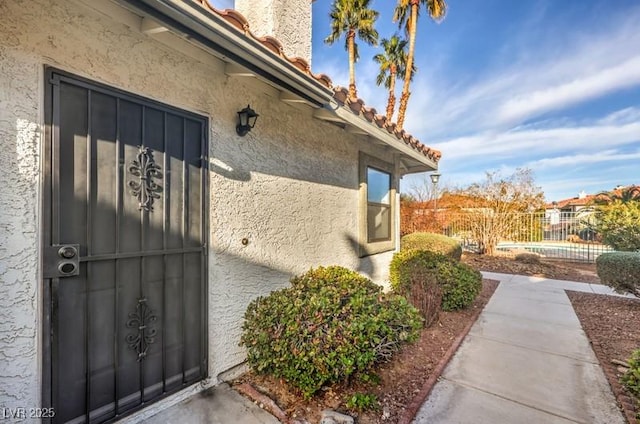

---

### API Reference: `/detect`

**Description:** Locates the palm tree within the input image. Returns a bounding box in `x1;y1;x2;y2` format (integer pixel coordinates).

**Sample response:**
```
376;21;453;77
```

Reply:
325;0;379;100
393;0;447;129
373;35;413;122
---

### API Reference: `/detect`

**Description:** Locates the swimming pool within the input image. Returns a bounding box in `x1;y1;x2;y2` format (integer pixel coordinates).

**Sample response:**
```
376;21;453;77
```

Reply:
495;241;613;262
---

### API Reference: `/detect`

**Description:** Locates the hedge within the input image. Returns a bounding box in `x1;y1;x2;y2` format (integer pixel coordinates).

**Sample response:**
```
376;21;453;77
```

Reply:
390;250;482;312
596;252;640;297
400;232;462;261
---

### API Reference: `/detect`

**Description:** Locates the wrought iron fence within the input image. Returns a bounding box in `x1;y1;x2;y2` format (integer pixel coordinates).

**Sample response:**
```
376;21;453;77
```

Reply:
413;210;613;263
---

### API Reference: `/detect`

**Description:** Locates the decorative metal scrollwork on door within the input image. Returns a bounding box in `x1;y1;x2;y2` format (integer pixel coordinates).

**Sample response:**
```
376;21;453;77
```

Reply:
126;297;157;361
128;146;162;211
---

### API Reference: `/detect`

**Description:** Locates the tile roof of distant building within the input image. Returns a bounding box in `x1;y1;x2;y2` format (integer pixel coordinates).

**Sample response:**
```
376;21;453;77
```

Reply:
546;185;640;209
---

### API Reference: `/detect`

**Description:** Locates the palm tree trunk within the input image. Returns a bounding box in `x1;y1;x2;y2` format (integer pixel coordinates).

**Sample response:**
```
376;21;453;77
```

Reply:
386;68;397;121
347;29;357;99
397;2;419;129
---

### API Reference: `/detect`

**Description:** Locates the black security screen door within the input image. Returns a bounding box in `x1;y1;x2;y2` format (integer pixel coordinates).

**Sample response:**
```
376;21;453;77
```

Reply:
42;69;208;423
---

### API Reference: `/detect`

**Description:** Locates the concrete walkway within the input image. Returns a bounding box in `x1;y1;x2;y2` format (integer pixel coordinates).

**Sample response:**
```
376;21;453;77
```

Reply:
137;383;279;424
414;272;628;424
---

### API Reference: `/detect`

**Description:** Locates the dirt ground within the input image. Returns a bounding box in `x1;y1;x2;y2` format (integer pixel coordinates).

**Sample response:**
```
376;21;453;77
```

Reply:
234;255;638;423
461;252;601;284
567;292;640;423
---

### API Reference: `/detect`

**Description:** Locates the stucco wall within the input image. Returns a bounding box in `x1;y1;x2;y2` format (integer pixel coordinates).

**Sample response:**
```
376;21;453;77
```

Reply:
0;44;42;408
235;0;313;63
0;0;398;415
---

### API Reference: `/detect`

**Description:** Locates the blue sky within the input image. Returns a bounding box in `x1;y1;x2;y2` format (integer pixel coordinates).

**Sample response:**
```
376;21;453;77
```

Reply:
212;0;640;202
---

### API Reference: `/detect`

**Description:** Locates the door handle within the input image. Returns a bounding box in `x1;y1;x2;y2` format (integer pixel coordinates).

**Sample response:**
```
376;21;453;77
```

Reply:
43;244;80;278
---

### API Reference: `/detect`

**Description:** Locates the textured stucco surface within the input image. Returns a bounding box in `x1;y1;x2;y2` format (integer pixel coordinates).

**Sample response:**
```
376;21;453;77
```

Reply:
236;0;312;63
0;48;41;407
0;0;398;416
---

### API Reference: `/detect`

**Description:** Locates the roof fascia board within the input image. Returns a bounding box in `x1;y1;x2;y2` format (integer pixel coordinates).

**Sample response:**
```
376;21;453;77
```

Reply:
320;101;437;172
119;0;333;106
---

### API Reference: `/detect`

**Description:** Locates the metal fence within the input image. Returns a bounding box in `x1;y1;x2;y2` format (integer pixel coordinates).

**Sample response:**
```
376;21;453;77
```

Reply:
423;210;613;263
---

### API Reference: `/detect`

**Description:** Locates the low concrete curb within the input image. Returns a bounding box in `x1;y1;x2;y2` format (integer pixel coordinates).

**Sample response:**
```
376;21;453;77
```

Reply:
397;280;500;424
234;383;289;422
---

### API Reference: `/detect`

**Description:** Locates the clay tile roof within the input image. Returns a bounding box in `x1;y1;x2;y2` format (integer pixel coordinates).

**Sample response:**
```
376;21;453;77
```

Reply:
332;87;349;105
287;57;311;73
194;0;439;163
258;36;285;56
373;114;386;128
346;96;365;114
385;122;397;134
362;106;376;122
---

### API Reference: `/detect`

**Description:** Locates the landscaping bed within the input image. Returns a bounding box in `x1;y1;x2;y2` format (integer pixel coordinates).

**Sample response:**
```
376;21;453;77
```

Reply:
233;252;632;423
461;252;600;284
567;291;640;423
233;278;499;423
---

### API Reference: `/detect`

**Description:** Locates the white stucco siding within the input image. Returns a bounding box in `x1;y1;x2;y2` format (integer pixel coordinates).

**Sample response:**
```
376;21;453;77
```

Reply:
0;47;42;406
0;0;399;411
235;0;313;63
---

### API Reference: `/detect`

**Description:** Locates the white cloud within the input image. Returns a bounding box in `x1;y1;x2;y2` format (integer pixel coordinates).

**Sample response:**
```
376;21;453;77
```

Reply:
597;107;640;126
311;3;640;200
403;5;640;138
433;120;640;163
496;57;640;125
526;149;640;170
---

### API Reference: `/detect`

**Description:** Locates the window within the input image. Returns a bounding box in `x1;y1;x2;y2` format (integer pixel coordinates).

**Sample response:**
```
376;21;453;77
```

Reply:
359;153;396;256
367;167;391;242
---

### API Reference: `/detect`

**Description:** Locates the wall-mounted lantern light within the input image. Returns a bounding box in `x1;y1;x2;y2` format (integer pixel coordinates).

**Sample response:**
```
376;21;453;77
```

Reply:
236;105;259;136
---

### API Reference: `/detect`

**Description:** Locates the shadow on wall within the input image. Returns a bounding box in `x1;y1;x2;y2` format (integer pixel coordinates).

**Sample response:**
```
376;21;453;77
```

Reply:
209;157;251;182
344;233;377;282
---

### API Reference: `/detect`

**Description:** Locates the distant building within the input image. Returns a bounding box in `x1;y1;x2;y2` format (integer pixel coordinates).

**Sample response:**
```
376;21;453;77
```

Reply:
545;185;639;214
546;190;594;213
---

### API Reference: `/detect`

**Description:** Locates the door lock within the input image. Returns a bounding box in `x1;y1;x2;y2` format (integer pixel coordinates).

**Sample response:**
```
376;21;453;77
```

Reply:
43;244;80;278
58;246;77;259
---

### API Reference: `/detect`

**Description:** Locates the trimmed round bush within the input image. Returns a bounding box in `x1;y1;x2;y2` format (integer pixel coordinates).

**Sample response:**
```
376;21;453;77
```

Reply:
240;266;423;398
596;252;640;297
388;251;442;326
390;250;482;312
401;232;462;261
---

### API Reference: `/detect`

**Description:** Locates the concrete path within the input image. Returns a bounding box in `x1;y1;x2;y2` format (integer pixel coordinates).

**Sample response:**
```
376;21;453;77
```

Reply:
414;272;628;424
138;383;279;424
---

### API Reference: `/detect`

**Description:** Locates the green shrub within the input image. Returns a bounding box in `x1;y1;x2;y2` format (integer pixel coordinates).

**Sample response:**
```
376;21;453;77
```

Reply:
595;201;640;251
401;232;462;261
240;266;423;398
389;250;442;325
622;349;640;399
596;252;640;297
390;250;482;312
622;348;640;420
346;392;379;411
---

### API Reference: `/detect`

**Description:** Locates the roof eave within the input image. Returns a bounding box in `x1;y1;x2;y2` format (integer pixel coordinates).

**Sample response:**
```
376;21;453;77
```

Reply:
118;0;334;106
316;102;438;175
115;0;438;172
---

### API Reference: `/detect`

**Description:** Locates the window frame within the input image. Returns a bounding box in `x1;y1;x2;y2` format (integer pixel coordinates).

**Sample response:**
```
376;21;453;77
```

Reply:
358;152;397;256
